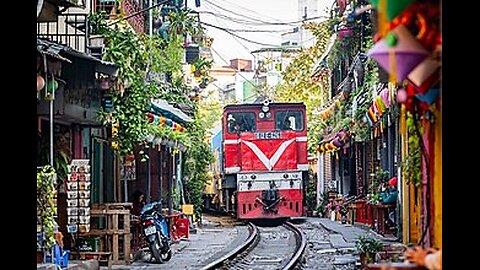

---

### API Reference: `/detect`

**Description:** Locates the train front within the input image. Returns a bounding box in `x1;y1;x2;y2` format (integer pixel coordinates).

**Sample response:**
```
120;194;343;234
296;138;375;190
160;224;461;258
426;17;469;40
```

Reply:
223;102;308;220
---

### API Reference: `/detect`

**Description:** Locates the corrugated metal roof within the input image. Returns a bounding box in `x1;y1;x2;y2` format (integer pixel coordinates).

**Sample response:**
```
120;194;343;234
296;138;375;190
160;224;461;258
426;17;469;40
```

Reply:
37;38;118;76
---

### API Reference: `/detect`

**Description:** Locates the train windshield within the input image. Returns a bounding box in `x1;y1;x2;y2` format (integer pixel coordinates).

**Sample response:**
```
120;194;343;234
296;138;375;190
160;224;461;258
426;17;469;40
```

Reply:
275;110;304;131
227;112;256;133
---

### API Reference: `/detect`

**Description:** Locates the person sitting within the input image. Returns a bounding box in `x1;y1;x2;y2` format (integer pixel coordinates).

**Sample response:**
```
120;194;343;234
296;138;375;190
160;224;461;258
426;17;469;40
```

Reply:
404;246;442;270
132;190;146;217
380;176;399;204
380;177;399;227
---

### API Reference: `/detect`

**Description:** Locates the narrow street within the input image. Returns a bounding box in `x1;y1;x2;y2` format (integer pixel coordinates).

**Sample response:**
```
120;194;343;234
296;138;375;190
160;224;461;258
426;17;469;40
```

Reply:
37;0;441;269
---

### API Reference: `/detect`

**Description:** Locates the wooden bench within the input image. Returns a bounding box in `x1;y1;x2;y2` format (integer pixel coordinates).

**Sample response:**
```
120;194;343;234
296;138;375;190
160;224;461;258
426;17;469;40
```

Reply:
70;251;112;270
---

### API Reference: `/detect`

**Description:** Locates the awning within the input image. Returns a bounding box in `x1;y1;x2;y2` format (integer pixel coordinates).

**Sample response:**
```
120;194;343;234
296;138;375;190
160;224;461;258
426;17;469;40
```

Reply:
37;38;119;77
150;99;194;124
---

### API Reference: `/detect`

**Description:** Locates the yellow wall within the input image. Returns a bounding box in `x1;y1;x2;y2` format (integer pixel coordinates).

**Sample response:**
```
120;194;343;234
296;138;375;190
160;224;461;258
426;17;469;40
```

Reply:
433;110;442;248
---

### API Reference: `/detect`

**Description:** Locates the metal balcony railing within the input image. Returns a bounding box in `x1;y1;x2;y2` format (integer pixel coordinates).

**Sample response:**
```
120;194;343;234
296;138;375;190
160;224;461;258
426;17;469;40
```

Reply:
92;0;145;33
37;13;89;53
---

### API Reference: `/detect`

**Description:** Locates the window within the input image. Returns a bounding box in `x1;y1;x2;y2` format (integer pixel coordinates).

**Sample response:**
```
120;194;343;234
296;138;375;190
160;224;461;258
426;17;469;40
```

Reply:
226;112;256;134
275;110;304;131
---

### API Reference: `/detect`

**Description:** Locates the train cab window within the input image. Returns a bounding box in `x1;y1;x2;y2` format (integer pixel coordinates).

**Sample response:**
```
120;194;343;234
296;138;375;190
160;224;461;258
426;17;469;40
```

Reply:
275;111;304;131
227;112;256;133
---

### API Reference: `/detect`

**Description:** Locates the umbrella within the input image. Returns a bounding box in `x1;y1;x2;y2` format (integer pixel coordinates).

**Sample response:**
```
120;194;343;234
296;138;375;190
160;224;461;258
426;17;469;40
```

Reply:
367;25;429;83
369;0;415;21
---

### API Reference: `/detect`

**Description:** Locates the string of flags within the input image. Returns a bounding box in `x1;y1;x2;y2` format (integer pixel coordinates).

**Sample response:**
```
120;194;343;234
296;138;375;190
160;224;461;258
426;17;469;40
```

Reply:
146;112;186;132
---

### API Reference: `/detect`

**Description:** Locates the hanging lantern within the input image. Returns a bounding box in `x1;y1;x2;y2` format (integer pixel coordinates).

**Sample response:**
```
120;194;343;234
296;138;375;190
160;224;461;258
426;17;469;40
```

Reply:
45;78;58;100
380;88;390;108
332;137;343;148
368;0;416;22
396;88;408;103
367;25;429;83
37;75;45;91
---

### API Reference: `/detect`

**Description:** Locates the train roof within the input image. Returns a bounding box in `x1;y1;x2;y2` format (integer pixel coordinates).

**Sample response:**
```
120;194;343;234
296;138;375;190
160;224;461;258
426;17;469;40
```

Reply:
224;102;305;110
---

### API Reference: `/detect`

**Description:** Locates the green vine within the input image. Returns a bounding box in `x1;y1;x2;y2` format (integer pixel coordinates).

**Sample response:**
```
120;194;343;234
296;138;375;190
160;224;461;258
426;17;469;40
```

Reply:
404;112;422;186
95;9;200;157
37;165;57;250
183;113;214;217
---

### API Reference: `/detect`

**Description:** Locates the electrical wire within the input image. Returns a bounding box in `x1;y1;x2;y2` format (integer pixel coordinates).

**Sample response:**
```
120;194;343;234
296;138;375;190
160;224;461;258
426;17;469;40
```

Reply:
204;0;298;26
205;3;255;55
209;47;262;93
201;22;281;47
192;9;329;26
198;11;291;32
216;0;287;23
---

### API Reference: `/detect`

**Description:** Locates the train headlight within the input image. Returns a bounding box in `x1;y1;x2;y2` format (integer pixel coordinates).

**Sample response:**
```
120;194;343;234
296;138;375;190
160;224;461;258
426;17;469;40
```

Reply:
283;173;289;179
258;112;265;119
262;106;269;113
250;174;256;180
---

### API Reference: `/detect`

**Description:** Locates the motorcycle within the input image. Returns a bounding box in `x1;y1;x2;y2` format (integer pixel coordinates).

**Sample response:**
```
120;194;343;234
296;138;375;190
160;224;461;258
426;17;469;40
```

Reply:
140;201;172;263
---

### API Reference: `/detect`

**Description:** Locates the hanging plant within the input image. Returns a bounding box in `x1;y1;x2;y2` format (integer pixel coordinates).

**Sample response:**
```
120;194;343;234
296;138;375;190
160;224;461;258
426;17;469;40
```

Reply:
37;165;57;250
403;112;422;186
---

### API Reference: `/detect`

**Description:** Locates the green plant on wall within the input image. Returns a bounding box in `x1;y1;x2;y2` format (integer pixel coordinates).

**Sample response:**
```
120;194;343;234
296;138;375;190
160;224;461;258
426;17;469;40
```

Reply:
37;165;57;250
404;112;422;186
95;9;198;157
183;112;214;218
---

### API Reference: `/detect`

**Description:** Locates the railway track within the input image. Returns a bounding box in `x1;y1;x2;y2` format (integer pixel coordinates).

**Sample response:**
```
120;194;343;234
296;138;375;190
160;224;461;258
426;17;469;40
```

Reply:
201;221;307;270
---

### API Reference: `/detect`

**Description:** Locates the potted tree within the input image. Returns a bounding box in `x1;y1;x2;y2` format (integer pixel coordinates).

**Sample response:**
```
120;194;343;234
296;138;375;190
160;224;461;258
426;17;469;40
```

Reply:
355;235;384;268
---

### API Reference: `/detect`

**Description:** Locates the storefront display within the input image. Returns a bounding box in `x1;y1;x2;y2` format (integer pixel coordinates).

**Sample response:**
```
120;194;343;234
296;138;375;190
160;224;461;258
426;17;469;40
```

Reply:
66;159;91;234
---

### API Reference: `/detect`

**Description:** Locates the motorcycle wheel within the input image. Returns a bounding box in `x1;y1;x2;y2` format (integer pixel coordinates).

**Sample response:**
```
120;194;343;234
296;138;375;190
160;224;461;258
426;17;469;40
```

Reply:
149;239;163;263
161;249;172;261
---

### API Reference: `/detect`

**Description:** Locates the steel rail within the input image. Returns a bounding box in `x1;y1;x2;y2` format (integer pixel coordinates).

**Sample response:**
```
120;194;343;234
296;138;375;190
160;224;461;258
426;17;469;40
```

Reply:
200;222;259;270
283;221;308;270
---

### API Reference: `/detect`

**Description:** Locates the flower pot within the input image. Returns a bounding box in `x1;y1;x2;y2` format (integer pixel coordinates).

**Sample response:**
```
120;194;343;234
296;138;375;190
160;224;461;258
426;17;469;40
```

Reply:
89;35;105;48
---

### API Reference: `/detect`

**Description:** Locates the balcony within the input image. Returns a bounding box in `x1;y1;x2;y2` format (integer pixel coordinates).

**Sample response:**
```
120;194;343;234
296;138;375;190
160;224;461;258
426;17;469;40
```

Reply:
92;0;145;33
37;13;88;53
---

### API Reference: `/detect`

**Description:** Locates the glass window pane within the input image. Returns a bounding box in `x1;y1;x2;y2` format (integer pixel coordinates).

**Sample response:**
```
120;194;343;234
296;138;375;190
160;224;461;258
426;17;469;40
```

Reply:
226;112;256;133
275;110;304;131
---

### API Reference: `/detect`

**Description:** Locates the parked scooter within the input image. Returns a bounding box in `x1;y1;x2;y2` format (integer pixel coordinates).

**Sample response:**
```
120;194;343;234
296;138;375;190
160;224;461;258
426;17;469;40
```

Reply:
140;201;172;263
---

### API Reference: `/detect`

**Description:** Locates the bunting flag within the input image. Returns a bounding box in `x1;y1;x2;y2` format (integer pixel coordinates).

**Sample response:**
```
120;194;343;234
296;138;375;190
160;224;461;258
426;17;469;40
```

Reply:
146;112;186;132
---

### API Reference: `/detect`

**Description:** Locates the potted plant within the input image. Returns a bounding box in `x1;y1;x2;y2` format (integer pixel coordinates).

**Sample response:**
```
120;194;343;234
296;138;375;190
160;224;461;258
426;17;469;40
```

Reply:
88;12;109;47
355;235;384;268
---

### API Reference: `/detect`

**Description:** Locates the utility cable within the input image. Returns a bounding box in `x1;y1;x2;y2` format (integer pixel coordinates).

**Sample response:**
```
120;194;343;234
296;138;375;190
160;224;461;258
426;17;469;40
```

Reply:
201;22;281;47
204;0;297;26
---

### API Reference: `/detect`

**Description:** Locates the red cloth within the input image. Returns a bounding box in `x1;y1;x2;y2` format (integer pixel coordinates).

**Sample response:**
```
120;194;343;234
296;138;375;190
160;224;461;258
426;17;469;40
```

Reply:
388;176;398;187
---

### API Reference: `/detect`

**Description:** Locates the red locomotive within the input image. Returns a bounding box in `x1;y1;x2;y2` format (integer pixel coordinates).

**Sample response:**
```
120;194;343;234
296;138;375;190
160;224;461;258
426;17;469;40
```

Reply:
221;101;308;219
